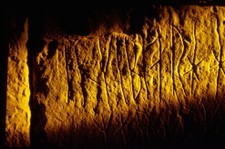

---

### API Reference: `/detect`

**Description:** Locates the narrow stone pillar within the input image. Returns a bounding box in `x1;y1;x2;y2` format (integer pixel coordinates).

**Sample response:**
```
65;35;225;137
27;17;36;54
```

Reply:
6;18;30;147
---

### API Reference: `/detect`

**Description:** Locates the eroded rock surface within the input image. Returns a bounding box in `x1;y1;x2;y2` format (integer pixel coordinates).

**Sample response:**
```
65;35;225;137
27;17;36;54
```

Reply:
5;5;225;149
30;6;225;148
6;19;30;147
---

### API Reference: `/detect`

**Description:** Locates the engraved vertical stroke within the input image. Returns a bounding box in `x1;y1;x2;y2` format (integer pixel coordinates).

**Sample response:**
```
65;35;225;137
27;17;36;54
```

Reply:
65;43;72;103
170;22;175;96
97;38;110;110
183;23;202;95
190;24;197;95
125;38;136;103
158;27;162;102
124;37;135;104
104;36;114;112
172;25;187;97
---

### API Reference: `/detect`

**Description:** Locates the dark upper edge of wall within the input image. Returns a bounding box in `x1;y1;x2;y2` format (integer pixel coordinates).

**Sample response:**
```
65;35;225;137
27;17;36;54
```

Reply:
3;0;225;15
2;0;225;36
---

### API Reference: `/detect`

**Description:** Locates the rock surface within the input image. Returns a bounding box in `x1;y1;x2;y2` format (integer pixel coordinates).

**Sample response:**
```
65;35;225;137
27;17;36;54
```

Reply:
5;5;225;149
31;6;225;148
6;18;30;147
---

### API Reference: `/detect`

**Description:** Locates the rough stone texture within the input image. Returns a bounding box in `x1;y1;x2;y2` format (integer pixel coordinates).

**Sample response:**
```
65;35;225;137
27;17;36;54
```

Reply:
4;5;225;149
29;6;225;148
6;19;30;147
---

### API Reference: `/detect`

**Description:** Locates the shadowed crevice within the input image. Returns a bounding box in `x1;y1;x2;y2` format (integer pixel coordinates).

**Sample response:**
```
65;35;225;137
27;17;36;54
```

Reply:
27;15;48;149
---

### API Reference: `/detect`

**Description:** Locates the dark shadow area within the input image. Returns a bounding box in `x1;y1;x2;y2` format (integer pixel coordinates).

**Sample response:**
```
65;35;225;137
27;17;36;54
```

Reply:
6;0;224;36
27;13;48;149
0;0;8;148
0;0;28;148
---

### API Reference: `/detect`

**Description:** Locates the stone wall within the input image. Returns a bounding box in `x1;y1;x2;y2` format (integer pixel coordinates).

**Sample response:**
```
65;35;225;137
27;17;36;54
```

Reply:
4;4;225;149
6;18;30;147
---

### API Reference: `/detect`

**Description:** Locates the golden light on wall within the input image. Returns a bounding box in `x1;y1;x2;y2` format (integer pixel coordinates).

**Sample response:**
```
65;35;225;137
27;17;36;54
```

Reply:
5;5;225;148
6;19;30;147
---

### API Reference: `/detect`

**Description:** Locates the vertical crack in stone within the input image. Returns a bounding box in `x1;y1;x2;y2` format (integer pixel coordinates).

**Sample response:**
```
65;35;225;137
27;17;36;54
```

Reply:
171;22;176;96
27;17;48;148
105;35;112;74
158;27;162;102
80;66;88;109
27;22;35;148
65;42;72;103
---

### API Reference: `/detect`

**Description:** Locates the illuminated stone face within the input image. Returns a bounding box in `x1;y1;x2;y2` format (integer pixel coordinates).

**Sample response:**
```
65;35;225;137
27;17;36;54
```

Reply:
6;19;30;147
5;5;225;148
